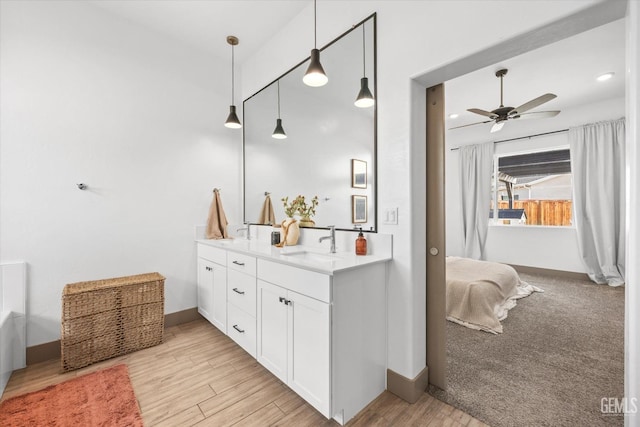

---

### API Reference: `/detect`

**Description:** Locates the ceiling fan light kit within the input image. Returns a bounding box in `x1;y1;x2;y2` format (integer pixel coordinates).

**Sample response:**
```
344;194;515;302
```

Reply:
450;68;560;133
596;72;615;82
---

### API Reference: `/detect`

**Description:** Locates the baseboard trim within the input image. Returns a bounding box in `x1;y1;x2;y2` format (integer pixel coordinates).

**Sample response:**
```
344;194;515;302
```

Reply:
386;366;429;404
164;307;201;328
510;264;589;281
26;307;203;365
26;340;61;366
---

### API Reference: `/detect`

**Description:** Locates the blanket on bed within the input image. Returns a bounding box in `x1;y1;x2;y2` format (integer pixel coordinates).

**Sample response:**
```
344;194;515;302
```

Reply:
446;256;542;334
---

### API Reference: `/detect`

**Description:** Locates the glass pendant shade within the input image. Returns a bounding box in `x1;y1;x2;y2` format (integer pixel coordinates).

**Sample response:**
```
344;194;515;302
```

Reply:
225;105;242;129
303;49;328;87
354;77;375;108
272;118;287;139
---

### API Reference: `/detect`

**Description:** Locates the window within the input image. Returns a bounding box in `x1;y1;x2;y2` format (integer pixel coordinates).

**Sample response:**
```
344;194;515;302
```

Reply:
490;148;573;226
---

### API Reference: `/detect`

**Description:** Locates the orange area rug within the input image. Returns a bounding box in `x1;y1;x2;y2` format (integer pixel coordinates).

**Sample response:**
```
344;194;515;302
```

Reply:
0;364;143;427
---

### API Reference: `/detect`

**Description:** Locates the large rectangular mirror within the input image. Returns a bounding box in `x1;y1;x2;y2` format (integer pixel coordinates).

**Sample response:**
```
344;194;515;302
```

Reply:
243;13;377;231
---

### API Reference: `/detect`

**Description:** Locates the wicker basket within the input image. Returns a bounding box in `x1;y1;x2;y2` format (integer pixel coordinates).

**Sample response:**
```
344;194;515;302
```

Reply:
61;272;165;372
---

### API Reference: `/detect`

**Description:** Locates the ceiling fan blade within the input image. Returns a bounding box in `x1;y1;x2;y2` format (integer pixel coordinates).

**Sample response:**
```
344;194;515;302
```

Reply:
468;108;498;119
511;110;560;120
510;93;557;115
448;119;493;130
491;122;505;133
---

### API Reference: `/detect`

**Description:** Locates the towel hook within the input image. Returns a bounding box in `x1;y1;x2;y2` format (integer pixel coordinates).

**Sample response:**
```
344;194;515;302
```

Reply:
264;191;271;196
77;183;87;190
213;188;221;193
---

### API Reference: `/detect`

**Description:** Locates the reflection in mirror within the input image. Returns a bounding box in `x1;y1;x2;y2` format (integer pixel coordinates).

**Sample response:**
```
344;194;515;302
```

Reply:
243;14;376;231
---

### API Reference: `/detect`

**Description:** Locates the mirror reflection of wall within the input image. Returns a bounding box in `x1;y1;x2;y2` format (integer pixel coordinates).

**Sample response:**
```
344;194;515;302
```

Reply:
243;14;376;231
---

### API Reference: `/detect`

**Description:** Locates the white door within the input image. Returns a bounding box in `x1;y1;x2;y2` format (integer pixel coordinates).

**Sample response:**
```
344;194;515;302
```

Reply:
288;290;330;418
210;262;227;333
257;280;288;382
197;258;214;323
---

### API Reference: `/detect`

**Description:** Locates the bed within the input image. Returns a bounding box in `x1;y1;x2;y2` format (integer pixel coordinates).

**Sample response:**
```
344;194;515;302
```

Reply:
446;256;543;334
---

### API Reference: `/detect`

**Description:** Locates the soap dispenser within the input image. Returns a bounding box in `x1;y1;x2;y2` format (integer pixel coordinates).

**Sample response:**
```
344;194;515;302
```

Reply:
355;228;367;256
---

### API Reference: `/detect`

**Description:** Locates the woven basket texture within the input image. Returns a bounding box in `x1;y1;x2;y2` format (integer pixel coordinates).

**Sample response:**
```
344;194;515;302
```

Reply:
61;272;165;372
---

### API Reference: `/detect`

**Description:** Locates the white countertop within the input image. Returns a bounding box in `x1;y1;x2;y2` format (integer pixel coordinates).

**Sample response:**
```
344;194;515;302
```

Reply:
196;238;392;275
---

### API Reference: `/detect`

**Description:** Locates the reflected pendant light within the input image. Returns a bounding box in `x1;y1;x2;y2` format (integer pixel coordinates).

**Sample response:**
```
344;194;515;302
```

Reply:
224;35;242;129
354;23;374;108
303;0;328;87
272;80;287;139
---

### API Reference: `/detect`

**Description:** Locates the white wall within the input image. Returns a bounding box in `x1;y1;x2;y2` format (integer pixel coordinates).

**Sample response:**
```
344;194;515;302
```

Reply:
242;0;601;380
446;96;625;272
0;1;242;346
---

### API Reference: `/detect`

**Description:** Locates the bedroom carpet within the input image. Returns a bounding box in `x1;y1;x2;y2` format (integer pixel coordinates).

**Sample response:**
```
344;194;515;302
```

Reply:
429;271;624;427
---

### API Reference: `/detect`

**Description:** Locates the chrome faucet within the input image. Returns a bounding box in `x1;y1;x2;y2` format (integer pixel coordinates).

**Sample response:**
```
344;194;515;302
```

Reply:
318;225;336;253
236;224;251;240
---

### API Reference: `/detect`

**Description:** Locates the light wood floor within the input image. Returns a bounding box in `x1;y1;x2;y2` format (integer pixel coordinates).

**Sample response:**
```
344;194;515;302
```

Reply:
2;319;487;426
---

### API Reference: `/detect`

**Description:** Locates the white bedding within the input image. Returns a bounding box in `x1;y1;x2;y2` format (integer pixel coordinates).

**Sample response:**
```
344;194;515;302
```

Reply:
446;256;543;334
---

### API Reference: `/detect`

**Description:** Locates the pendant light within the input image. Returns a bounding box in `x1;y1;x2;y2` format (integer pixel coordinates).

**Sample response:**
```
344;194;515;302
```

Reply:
354;23;374;108
272;80;287;139
224;35;242;129
303;0;328;87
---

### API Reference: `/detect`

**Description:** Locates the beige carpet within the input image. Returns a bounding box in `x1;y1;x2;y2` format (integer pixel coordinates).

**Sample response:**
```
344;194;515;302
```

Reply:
429;271;624;427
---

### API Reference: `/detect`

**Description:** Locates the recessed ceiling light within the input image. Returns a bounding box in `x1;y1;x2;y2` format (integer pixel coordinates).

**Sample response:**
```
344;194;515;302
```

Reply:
449;113;459;119
596;72;615;82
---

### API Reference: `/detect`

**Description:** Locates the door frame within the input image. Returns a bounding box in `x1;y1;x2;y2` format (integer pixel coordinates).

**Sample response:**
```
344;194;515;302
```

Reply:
415;1;628;389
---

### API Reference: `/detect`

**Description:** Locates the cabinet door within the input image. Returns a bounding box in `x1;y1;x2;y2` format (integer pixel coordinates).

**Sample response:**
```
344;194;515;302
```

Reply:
288;290;330;417
197;258;214;323
210;262;227;333
257;280;288;383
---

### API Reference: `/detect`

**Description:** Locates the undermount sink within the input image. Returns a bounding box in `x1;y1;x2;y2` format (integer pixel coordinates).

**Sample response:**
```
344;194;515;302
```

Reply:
280;250;341;263
217;238;248;245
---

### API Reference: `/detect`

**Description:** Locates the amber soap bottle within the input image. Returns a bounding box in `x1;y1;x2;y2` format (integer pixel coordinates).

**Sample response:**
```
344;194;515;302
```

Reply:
355;228;367;256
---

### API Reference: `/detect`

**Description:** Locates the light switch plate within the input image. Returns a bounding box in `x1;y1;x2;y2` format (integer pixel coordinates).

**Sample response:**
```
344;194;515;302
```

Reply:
383;207;398;225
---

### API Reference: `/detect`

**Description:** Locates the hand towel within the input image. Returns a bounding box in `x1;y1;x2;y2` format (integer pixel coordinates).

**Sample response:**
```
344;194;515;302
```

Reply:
258;195;276;225
205;189;229;239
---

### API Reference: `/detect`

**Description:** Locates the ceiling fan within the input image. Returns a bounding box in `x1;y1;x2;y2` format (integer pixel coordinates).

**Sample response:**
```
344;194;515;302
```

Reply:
451;68;560;133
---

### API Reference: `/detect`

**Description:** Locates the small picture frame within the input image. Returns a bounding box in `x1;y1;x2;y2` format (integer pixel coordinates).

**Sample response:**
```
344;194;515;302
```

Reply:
352;195;368;223
351;159;367;189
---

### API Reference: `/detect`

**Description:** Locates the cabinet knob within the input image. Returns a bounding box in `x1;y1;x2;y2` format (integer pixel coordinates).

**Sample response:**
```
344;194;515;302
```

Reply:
232;287;245;295
232;324;245;333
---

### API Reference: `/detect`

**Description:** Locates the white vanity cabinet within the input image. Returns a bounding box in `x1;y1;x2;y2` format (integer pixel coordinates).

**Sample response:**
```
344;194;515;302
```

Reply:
196;244;227;333
226;252;258;357
256;258;386;425
257;279;330;416
195;239;389;426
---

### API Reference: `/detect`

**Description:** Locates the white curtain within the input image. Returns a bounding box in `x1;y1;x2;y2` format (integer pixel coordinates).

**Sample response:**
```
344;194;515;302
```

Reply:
569;118;626;286
459;142;494;260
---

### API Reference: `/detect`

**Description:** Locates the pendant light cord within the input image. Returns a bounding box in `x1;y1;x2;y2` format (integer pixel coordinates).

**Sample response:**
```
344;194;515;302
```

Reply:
277;80;281;119
362;24;366;77
313;0;317;48
231;44;235;104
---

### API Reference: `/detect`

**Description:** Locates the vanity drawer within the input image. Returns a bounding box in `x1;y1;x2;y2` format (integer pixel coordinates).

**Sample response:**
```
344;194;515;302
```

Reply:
197;244;227;266
257;259;331;303
227;303;256;357
227;253;257;276
227;269;256;316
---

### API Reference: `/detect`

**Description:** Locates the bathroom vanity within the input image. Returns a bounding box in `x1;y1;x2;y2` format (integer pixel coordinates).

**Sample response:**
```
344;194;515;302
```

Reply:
195;234;390;425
